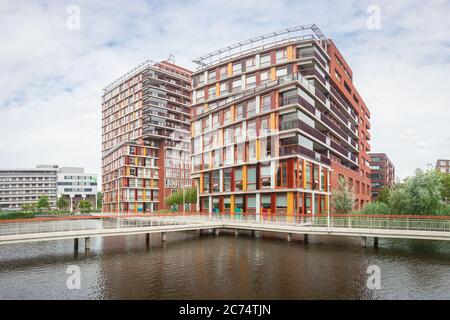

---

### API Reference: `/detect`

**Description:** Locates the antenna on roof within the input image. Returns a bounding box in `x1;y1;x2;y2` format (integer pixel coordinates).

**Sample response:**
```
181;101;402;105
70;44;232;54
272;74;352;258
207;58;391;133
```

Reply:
167;54;175;64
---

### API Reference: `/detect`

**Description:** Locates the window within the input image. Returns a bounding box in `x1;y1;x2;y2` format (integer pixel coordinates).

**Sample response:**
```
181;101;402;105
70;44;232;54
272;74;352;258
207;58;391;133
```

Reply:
260;116;270;135
223;108;232;124
247;195;256;213
232;79;242;91
212;170;220;192
248;140;257;161
247;120;257;139
235;168;243;191
193;73;205;86
220;82;229;95
212;149;222;168
246;166;257;191
246;57;256;70
260;165;271;189
208;86;216;98
232;62;242;74
196;89;205;102
202;117;210;131
212;113;220;129
276;161;288;188
223;146;233;165
305;162;311;189
224;127;234;145
203;152;210;170
276;193;287;213
276;49;287;62
208;70;216;83
235;196;244;213
313;164;319;190
223;168;232;192
260;136;272;159
219;66;228;78
247;100;256;117
235;143;245;164
261;94;271;112
246;75;256;88
276;67;287;78
235;123;244;142
194;120;202;135
203;173;210;193
260;54;271;67
235;104;244;121
260;69;270;84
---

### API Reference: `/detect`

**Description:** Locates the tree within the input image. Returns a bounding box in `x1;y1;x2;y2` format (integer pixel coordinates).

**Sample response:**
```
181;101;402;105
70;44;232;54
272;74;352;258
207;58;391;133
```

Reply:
57;197;69;211
79;200;92;213
165;188;197;211
376;187;391;204
360;202;390;215
21;203;36;212
389;169;443;215
331;178;355;214
36;196;51;212
438;172;450;203
97;192;103;209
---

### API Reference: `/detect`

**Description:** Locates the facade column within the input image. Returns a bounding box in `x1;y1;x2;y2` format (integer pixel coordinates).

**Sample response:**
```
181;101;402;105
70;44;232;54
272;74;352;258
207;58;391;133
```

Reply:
255;193;261;222
161;232;167;242
85;237;90;250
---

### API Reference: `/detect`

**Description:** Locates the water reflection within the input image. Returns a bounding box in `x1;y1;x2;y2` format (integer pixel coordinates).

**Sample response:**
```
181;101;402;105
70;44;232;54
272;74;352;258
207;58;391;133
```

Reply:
1;230;450;299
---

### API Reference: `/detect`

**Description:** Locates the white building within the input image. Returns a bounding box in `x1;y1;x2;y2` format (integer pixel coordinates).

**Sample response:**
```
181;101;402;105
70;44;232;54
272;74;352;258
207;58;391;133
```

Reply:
57;167;98;212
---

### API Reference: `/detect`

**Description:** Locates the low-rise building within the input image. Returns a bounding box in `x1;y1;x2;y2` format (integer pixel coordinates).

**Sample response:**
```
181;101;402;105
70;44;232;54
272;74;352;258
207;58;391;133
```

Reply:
435;159;450;174
57;167;98;212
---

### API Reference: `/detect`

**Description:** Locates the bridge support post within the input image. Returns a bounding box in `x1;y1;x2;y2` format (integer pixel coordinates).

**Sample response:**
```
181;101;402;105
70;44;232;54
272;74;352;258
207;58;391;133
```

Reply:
361;236;367;248
215;228;220;236
287;233;292;242
161;232;167;242
251;230;256;238
303;234;309;244
74;238;79;252
234;229;239;236
85;237;90;250
146;233;150;246
198;229;203;236
374;237;378;248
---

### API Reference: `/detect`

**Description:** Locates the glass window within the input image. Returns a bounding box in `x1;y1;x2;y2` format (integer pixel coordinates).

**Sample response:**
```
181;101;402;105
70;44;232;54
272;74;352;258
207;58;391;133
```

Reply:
232;62;242;74
235;143;245;164
276;67;287;78
261;94;271;112
196;89;205;102
247;120;257;139
276;49;287;62
247;196;256;212
232;79;242;91
246;75;256;88
219;66;228;78
208;85;216;98
260;116;270;135
212;170;220;192
248;140;257;161
224;127;234;145
208;70;216;83
235;123;243;142
247;166;257;190
223;108;232;124
223;196;231;213
235;196;244;213
260;69;270;84
260;164;271;189
203;173;210;193
220;82;229;95
260;136;272;159
223;146;233;165
247;100;256;117
276;161;288;188
235;168;243;191
246;57;256;70
212;113;220;129
223;168;232;192
260;54;271;67
235;104;244;121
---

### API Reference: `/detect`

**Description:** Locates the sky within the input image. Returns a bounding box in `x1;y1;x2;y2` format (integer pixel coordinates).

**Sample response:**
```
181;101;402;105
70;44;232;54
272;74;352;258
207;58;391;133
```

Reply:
0;0;449;186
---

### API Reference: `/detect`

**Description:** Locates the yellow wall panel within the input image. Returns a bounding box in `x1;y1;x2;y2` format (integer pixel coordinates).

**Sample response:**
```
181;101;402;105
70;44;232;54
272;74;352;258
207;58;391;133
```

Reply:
230;194;235;213
270;67;276;81
228;63;233;76
242;165;247;191
287;192;294;216
216;82;220;97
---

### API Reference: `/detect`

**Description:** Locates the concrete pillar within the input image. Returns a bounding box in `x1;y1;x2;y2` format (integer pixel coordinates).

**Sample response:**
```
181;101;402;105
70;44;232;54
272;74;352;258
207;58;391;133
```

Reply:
161;232;167;242
361;236;367;248
374;237;379;248
215;228;220;236
251;230;256;237
234;229;239;236
303;234;309;244
287;233;292;242
85;237;90;250
74;238;79;252
146;233;150;245
198;229;203;236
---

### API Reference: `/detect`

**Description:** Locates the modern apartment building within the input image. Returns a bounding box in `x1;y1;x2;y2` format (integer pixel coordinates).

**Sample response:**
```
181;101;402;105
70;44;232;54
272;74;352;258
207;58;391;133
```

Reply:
0;165;58;210
102;60;192;213
369;153;395;200
327;41;372;209
435;159;450;174
190;25;370;216
57;167;98;212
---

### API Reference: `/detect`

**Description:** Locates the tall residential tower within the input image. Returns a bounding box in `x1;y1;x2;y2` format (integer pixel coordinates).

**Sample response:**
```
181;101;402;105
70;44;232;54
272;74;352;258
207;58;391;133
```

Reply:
190;25;371;216
102;60;192;213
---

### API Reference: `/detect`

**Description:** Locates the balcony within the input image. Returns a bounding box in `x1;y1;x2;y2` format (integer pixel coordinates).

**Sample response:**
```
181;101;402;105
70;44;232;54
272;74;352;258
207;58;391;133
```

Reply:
279;96;315;114
280;119;327;144
320;113;348;141
299;67;327;86
279;145;331;166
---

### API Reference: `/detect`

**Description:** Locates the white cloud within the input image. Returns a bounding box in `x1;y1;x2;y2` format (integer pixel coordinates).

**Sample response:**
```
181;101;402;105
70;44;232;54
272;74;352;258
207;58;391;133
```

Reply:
0;0;449;184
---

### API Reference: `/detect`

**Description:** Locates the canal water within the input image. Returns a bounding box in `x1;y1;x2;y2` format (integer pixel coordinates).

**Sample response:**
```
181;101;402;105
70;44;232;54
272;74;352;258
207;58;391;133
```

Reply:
1;229;450;299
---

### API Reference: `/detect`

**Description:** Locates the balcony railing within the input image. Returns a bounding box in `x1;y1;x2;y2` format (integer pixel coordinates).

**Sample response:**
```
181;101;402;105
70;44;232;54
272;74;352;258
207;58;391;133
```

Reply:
280;120;326;144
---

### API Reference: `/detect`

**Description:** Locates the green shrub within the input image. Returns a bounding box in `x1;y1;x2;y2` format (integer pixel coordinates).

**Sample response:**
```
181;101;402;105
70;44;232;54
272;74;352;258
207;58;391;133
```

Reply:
360;202;391;215
0;212;35;220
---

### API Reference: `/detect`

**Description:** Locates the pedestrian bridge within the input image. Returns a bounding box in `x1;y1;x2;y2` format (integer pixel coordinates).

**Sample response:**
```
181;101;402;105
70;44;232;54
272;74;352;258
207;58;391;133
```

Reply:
1;213;450;251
